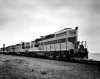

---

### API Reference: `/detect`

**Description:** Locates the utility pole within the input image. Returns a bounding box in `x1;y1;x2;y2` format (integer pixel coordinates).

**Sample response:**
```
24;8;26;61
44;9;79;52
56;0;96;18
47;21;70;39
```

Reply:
3;44;5;53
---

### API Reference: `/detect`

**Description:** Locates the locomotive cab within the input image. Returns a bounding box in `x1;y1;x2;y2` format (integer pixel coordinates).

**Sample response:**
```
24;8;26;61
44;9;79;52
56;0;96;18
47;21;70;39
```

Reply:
77;41;88;59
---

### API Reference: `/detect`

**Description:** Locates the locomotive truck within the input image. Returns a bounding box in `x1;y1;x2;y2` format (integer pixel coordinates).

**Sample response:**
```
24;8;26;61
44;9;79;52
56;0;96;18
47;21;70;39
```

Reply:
0;27;88;60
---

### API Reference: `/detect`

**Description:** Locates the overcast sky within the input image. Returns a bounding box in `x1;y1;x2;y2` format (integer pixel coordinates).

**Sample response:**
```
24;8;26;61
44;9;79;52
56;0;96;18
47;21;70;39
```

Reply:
0;0;100;53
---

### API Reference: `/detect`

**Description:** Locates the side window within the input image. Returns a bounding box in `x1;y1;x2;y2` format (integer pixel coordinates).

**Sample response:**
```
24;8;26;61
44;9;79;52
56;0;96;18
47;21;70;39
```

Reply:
54;40;57;44
48;41;50;44
51;41;54;44
58;38;66;43
68;37;76;44
41;42;43;45
42;40;58;45
44;42;47;45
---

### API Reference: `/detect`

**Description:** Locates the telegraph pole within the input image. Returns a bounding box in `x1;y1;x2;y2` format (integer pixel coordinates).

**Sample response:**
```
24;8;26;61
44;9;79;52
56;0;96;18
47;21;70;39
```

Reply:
3;44;5;53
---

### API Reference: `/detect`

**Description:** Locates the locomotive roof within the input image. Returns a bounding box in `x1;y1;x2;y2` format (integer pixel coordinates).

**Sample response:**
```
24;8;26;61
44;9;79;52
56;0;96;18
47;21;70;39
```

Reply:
35;34;55;41
34;27;78;42
54;28;74;34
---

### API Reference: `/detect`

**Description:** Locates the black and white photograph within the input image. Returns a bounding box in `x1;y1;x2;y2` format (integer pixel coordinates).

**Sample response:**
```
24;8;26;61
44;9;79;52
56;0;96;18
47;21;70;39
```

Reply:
0;0;100;79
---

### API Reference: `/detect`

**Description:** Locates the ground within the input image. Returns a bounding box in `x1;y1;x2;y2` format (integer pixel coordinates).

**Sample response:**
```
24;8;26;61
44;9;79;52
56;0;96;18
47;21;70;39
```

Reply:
0;54;100;79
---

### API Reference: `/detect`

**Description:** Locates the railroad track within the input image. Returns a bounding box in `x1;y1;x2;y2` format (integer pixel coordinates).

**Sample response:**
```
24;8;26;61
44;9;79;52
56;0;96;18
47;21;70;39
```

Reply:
68;58;100;66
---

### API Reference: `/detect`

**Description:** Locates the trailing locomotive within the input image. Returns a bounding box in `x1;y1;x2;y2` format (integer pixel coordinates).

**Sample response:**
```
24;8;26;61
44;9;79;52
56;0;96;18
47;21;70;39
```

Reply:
0;27;88;59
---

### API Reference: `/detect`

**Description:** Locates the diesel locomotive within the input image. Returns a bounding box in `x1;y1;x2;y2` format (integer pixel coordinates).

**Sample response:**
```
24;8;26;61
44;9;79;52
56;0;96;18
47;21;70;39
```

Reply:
0;27;88;59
